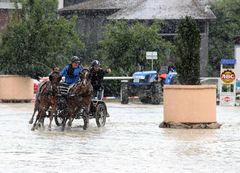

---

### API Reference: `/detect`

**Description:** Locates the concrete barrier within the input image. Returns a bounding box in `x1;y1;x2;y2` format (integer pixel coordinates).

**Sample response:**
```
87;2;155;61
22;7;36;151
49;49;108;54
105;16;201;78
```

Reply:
163;85;217;123
0;75;33;102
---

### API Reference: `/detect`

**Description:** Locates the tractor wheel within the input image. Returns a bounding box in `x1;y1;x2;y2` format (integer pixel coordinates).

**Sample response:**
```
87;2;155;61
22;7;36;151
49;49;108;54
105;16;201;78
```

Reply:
151;82;162;105
121;82;129;104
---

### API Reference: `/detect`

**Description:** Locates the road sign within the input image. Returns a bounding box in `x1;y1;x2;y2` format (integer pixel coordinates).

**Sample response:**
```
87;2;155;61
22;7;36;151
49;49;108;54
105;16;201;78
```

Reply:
146;51;158;60
146;51;158;70
220;59;237;106
220;69;236;84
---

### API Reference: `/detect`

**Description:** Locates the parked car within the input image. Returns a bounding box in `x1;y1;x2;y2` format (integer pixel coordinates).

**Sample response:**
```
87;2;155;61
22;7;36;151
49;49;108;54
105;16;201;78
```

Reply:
33;79;40;93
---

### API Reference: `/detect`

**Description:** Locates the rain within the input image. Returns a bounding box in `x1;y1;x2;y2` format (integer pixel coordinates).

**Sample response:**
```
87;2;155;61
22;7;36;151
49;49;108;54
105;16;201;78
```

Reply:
0;0;240;172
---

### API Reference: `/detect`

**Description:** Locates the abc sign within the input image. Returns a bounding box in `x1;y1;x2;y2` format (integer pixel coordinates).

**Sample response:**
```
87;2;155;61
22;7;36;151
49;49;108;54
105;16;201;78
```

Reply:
221;70;236;83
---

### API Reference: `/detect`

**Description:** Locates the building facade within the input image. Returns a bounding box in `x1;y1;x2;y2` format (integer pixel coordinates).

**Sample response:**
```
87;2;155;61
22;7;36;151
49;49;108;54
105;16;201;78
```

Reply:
0;1;22;32
0;1;14;32
61;0;215;76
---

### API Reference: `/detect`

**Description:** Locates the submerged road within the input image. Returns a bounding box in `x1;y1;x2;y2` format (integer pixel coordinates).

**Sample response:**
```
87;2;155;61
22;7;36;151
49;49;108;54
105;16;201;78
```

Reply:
0;102;240;173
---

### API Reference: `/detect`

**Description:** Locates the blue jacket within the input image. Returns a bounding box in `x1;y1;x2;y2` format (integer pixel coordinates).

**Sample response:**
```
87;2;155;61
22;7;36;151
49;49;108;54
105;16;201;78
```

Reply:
60;64;82;84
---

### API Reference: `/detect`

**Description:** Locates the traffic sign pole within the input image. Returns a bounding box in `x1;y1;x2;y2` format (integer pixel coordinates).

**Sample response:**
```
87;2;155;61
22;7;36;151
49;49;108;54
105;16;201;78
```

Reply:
220;59;236;106
146;51;158;71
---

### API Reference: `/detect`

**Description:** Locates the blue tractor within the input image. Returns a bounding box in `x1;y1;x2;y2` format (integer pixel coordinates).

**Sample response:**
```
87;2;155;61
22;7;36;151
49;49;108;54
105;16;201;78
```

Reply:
120;66;178;104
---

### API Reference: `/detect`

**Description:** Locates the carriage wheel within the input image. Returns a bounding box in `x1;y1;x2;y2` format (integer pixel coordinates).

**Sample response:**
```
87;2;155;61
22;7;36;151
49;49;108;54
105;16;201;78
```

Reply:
55;110;65;126
95;103;107;127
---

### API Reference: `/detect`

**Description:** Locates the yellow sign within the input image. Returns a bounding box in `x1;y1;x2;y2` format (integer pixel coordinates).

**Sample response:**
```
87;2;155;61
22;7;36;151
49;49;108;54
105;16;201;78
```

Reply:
221;69;236;83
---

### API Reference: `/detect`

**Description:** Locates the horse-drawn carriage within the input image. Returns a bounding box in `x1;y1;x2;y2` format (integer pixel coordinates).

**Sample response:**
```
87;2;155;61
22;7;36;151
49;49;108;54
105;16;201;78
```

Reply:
29;69;109;131
55;82;108;129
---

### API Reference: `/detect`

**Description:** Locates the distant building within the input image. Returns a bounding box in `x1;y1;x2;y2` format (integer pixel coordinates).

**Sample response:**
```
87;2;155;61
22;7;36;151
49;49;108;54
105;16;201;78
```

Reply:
60;0;215;76
58;0;64;9
0;1;14;32
0;1;21;32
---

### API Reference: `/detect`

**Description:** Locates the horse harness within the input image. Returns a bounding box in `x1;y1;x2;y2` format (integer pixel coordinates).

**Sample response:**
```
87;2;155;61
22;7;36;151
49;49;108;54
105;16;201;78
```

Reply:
38;81;58;97
68;81;92;98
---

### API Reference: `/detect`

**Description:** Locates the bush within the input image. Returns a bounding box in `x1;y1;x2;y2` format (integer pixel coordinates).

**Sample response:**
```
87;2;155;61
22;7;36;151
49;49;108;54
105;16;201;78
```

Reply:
175;16;201;85
208;0;240;76
98;21;173;76
0;0;84;79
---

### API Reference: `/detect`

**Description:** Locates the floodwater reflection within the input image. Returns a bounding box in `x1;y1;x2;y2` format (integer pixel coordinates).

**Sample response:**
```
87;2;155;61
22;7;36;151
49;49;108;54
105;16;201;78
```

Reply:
0;102;240;172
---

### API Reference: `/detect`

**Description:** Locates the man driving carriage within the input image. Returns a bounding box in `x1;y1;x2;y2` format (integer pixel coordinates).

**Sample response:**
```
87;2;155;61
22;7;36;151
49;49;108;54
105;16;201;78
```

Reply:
89;60;111;100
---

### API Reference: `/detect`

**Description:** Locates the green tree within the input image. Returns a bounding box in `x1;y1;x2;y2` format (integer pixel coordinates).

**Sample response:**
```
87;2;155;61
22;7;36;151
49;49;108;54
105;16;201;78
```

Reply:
0;0;84;79
175;16;201;85
208;0;240;76
98;21;173;76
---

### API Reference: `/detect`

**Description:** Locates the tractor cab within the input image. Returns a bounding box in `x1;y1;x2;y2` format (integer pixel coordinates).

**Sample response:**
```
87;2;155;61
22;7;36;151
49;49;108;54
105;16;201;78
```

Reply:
131;71;157;86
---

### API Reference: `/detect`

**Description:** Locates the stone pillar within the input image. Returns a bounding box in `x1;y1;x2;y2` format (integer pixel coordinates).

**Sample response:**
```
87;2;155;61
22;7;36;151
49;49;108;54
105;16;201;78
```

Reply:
163;85;216;123
0;75;33;102
160;85;220;129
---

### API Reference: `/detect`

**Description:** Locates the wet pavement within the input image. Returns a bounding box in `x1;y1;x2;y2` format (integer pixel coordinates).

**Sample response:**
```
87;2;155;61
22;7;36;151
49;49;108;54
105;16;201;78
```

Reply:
0;102;240;173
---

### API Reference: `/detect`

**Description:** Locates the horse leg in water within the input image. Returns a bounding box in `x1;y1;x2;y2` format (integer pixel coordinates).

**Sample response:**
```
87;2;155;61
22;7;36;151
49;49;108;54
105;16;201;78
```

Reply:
31;111;41;131
31;108;46;131
83;107;90;130
48;104;57;130
29;100;39;124
29;108;37;124
67;116;73;127
48;110;53;130
61;118;66;131
61;114;68;131
67;109;77;127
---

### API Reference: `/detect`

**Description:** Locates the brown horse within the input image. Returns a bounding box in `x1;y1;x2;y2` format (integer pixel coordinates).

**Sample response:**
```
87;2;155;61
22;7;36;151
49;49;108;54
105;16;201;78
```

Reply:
30;70;62;131
61;68;93;131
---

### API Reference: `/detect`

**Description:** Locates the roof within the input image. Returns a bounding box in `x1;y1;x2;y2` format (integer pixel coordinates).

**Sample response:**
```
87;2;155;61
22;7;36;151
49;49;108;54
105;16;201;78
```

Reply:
108;0;216;20
59;0;144;12
59;0;215;20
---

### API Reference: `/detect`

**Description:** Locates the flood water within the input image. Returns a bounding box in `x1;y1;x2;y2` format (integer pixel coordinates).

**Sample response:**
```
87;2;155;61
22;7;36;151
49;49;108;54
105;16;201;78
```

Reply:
0;102;240;173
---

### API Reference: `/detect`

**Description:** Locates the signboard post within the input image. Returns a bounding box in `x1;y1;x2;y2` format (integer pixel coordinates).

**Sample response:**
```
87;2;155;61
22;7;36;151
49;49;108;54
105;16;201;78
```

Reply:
146;51;158;70
235;45;240;80
220;59;236;106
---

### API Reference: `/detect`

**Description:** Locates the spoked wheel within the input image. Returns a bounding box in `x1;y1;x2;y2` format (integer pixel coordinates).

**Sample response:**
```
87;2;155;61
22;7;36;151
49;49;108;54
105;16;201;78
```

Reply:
95;103;107;127
55;109;66;126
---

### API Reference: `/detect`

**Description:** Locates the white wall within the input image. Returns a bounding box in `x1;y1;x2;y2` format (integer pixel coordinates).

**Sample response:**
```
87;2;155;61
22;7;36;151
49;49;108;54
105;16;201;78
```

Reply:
58;0;63;9
235;45;240;80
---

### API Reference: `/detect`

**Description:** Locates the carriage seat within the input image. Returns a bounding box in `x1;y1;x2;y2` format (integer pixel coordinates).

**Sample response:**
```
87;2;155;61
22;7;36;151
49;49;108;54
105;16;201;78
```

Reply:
57;82;70;96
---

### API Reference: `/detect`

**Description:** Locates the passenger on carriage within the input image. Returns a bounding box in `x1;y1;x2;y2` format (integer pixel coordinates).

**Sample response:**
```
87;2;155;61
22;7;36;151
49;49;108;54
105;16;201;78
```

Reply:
60;56;83;85
89;60;111;100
